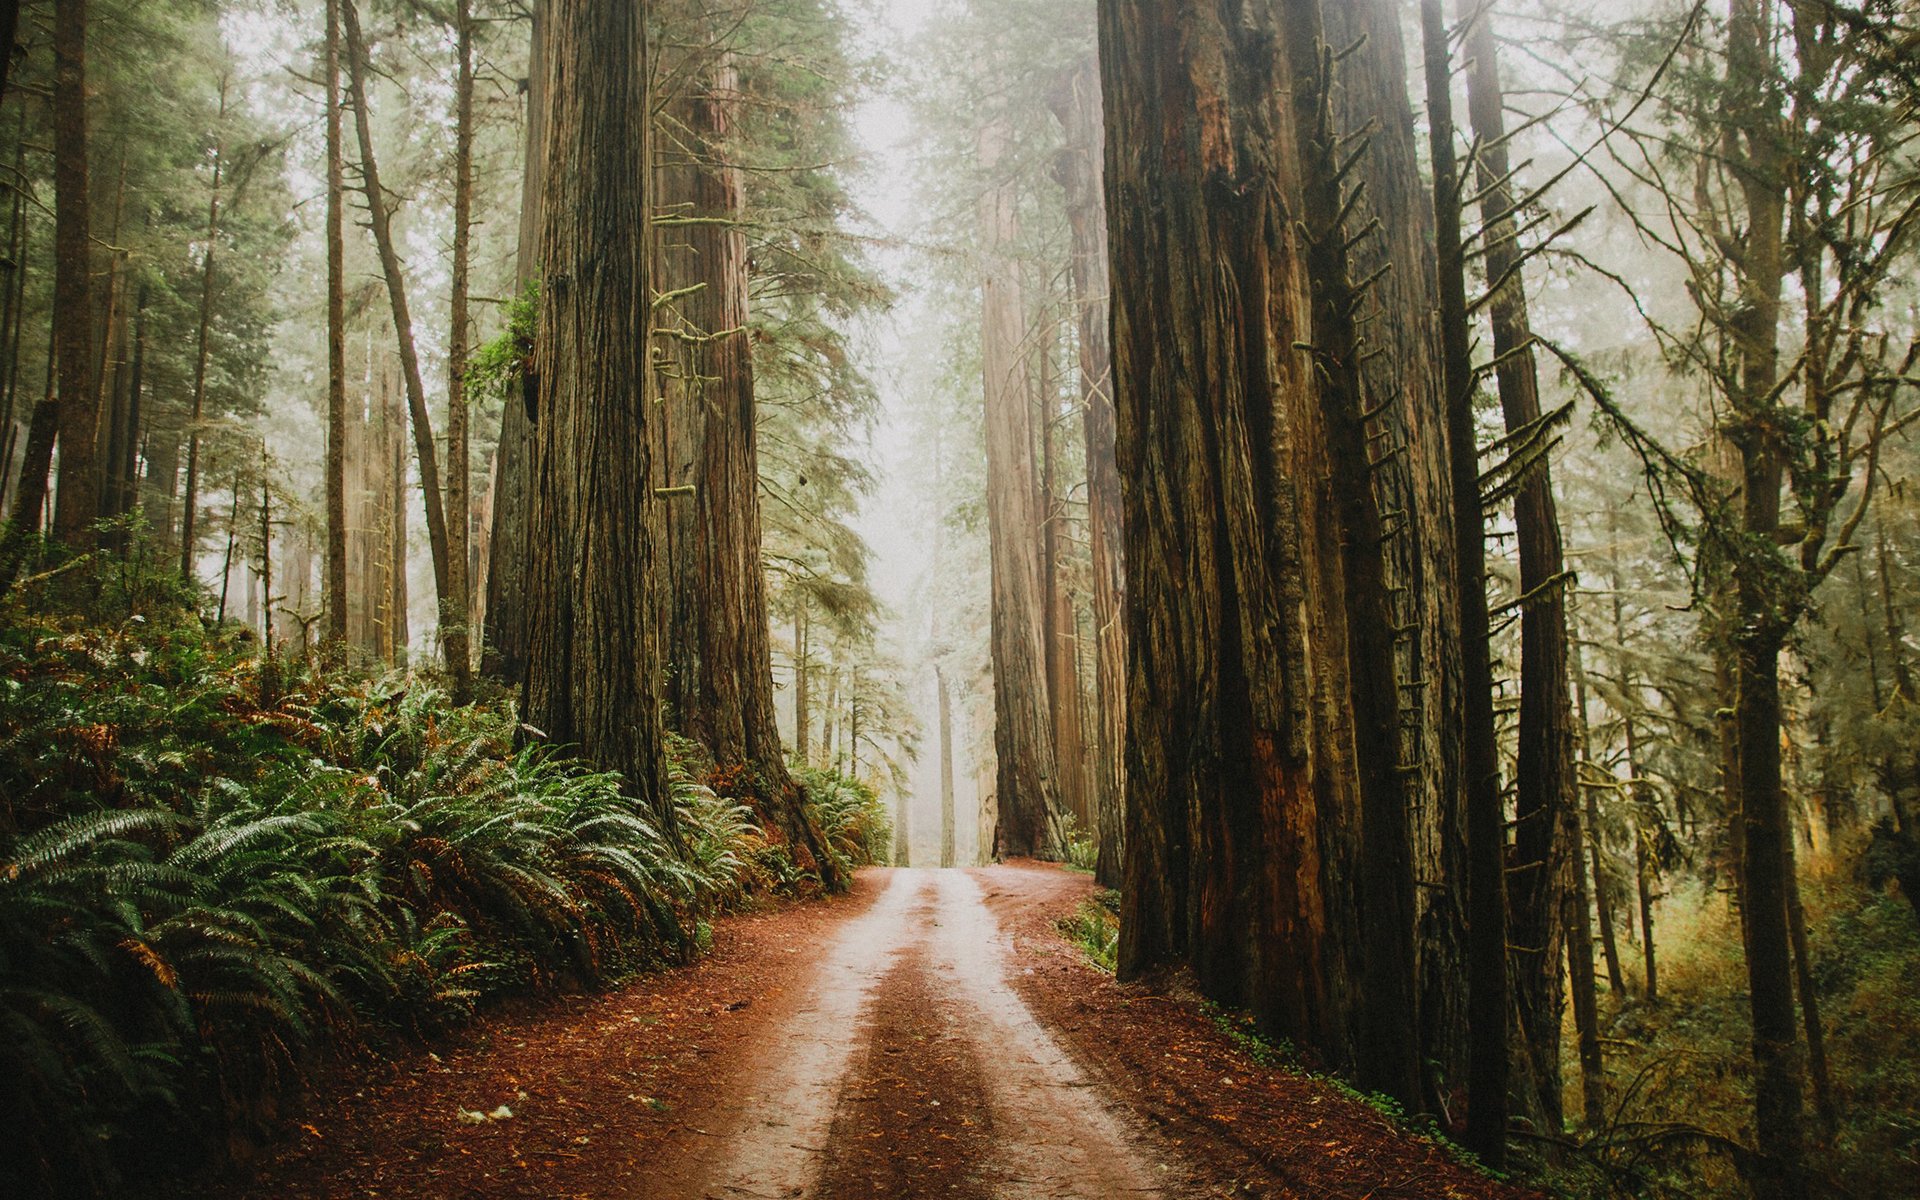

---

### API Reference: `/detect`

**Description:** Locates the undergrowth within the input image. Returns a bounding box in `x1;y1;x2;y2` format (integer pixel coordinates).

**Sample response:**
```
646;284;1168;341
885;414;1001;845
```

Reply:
0;563;888;1197
1531;861;1920;1200
1058;890;1120;972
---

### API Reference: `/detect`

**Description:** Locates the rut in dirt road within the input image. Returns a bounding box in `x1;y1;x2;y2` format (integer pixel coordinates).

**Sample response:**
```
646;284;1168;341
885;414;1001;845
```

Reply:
690;868;1165;1200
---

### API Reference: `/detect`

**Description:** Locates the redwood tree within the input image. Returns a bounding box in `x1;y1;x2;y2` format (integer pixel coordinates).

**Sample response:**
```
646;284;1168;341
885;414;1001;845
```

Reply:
653;25;835;882
979;118;1065;861
521;0;669;819
1101;0;1461;1107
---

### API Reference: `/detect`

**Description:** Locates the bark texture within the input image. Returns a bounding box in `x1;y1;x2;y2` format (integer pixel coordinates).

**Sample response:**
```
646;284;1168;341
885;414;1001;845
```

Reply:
1100;0;1461;1106
520;0;670;820
652;33;832;882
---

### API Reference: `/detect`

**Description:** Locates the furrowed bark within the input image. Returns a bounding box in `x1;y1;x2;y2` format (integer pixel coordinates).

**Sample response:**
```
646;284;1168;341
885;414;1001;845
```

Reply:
521;0;672;828
1102;0;1452;1107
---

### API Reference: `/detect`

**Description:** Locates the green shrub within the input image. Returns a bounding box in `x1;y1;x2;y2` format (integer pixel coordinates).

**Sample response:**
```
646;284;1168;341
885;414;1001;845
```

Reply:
1058;899;1119;973
0;597;761;1196
795;766;892;874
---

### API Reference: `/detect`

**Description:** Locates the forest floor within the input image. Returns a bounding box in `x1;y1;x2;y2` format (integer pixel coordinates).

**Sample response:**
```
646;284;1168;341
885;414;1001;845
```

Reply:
185;863;1539;1200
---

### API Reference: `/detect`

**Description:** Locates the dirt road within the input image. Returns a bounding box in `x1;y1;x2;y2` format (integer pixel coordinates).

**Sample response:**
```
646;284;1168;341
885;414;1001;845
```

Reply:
194;866;1535;1200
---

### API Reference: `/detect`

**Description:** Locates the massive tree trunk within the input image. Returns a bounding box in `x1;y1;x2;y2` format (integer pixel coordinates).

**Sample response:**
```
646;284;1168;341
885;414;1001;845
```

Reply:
1101;0;1456;1108
1421;0;1507;1164
653;33;833;882
1461;0;1574;1128
979;119;1064;861
483;0;545;683
1049;57;1125;889
324;0;349;649
521;0;670;822
343;0;466;690
50;0;98;547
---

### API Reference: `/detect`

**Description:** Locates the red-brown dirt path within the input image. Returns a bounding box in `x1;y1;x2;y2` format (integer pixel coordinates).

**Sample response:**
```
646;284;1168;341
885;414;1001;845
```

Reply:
183;864;1539;1200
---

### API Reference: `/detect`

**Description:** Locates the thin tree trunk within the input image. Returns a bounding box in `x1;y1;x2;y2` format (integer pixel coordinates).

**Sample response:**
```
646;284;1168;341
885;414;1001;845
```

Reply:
1611;564;1660;1005
1573;634;1631;997
389;365;408;665
1421;0;1507;1161
343;0;460;685
325;0;349;649
939;663;956;869
0;116;28;510
218;476;239;623
484;0;545;683
794;603;810;766
521;0;671;828
178;81;228;583
1566;612;1611;1125
117;285;146;526
443;0;474;697
1783;832;1836;1136
50;0;99;546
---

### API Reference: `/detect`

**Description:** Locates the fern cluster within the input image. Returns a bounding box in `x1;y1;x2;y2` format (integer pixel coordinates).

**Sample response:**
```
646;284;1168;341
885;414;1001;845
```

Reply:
0;607;773;1196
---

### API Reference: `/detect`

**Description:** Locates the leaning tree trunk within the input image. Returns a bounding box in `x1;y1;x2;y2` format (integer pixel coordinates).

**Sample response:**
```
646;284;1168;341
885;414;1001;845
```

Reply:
343;0;467;693
483;0;545;683
978;118;1065;861
653;36;835;883
1461;0;1574;1128
50;0;98;547
1101;0;1452;1109
521;0;671;827
1049;57;1125;888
